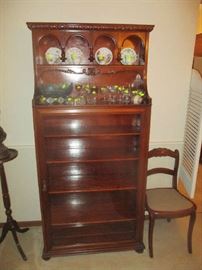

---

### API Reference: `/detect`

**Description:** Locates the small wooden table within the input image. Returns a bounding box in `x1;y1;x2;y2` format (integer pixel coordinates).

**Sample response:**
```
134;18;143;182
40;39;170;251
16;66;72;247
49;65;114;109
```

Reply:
0;149;29;260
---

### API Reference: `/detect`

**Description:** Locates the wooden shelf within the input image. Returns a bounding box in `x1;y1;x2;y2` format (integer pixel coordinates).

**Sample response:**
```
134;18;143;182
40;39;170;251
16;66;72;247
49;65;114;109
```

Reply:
42;113;142;137
36;64;145;68
50;220;136;247
46;156;139;165
48;186;136;195
44;135;139;162
50;190;136;225
28;22;153;258
47;159;138;193
44;132;141;138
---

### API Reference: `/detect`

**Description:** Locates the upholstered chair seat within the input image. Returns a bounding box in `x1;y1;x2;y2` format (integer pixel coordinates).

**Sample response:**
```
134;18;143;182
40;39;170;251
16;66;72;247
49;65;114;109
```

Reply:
146;188;194;213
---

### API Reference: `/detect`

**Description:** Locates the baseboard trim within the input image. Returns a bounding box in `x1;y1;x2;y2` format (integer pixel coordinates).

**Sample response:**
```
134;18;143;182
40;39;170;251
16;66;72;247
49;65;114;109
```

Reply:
0;220;42;228
0;218;149;228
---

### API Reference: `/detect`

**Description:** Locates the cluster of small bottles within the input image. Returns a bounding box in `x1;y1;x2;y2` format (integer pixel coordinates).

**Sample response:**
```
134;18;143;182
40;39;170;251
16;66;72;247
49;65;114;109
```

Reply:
37;83;146;106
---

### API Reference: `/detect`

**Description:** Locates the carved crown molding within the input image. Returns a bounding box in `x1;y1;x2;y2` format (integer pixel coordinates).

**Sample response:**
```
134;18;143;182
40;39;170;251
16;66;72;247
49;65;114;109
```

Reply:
27;22;154;32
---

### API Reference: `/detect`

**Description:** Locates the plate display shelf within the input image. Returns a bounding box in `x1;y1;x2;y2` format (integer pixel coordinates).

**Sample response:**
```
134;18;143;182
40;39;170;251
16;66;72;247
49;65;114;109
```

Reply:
27;22;154;259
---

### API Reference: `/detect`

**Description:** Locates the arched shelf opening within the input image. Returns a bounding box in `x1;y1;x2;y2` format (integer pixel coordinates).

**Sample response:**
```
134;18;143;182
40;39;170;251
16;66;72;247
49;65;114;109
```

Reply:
121;35;145;65
93;34;117;65
38;34;62;64
65;34;90;64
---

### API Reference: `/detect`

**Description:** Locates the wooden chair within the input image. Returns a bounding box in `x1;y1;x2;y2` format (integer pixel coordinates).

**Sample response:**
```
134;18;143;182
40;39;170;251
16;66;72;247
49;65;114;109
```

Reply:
145;148;196;258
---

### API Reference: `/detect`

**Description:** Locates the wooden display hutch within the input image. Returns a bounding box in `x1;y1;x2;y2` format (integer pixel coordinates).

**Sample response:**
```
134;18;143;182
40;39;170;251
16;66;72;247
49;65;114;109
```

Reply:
27;22;154;259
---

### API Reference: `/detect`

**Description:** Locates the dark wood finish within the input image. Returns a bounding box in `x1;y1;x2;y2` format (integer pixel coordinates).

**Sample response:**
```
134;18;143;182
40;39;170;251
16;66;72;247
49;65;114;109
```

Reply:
193;33;202;159
0;127;10;159
27;22;153;259
194;33;202;57
145;148;197;258
0;149;29;260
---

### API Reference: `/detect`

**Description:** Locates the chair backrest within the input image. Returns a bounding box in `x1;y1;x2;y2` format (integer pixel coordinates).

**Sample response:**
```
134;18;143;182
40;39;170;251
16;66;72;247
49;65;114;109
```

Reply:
147;148;179;189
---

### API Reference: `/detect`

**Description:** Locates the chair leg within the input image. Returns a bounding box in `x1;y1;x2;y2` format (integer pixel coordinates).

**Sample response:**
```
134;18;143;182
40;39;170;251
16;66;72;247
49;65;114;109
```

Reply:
148;214;155;258
187;211;196;253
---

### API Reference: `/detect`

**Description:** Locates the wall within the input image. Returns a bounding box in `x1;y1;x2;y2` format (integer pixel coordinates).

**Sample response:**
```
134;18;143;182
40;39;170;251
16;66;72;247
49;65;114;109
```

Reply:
197;4;202;33
0;0;200;222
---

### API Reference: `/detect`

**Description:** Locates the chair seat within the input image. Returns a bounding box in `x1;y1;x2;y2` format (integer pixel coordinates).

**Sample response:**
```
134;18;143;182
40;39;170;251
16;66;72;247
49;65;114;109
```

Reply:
146;188;193;212
145;148;196;257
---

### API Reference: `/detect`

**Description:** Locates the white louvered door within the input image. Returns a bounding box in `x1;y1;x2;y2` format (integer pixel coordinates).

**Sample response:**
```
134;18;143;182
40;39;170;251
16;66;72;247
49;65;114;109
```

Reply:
180;69;202;198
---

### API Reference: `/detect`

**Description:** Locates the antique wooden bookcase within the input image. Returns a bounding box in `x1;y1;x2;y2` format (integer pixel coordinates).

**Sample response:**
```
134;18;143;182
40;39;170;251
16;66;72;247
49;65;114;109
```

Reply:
27;22;154;259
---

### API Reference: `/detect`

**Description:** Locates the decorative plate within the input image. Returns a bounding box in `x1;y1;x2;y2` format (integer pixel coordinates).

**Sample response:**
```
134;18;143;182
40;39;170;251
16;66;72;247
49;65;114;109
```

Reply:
45;47;62;64
120;48;137;65
95;47;113;65
66;47;84;64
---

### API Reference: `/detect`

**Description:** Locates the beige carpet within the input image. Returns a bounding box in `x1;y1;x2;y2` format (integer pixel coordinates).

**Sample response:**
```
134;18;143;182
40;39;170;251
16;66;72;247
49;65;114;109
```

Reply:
179;164;202;213
0;216;202;270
